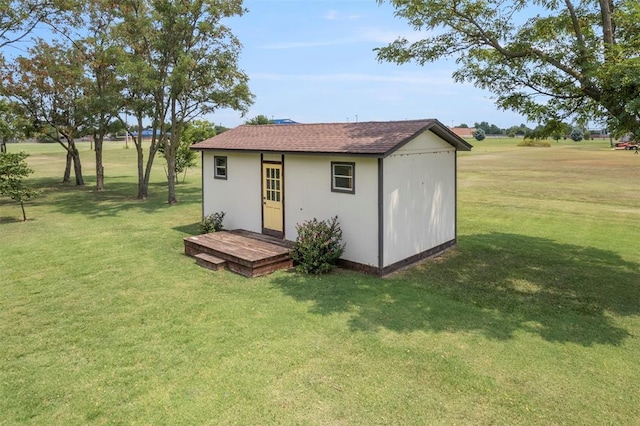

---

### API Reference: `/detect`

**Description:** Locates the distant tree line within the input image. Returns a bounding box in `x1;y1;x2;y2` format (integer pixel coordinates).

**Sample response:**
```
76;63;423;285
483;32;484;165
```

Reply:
456;121;604;142
456;122;534;136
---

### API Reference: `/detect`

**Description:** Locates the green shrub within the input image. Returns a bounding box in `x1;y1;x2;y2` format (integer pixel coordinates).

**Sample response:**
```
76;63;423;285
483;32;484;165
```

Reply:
0;151;40;221
517;139;551;147
200;211;225;234
473;128;486;141
291;216;345;274
570;128;584;141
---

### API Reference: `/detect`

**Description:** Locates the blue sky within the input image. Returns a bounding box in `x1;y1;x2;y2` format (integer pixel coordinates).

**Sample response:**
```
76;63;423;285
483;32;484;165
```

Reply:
211;0;532;129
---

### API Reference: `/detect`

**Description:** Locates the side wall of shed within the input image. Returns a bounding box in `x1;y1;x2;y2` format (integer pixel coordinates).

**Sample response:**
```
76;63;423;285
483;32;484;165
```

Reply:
382;130;457;267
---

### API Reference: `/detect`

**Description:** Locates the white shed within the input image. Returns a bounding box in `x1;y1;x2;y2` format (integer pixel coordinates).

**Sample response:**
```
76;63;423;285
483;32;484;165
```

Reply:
190;119;472;275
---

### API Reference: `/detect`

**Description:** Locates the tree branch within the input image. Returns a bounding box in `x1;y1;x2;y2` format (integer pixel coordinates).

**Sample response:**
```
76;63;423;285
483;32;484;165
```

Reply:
565;0;587;48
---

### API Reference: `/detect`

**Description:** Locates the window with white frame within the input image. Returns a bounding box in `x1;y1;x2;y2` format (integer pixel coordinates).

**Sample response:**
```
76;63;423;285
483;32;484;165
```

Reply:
214;156;227;179
331;162;355;194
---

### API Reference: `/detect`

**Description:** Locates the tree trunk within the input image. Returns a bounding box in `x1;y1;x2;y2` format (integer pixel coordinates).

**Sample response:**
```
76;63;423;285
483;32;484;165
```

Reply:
94;133;104;191
136;141;145;199
166;99;179;205
167;151;177;204
599;0;615;47
71;143;84;186
63;150;72;183
20;200;26;222
140;138;159;200
132;116;146;200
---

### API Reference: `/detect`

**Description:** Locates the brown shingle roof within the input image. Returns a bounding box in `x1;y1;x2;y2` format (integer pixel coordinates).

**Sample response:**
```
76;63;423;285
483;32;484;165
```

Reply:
450;127;477;138
191;119;472;156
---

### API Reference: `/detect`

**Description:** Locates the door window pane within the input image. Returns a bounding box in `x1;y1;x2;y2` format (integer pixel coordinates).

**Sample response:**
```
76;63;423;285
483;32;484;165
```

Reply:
264;165;282;204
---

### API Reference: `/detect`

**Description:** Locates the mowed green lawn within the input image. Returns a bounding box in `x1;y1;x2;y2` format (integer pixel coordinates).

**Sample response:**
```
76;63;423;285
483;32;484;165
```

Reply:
1;138;639;424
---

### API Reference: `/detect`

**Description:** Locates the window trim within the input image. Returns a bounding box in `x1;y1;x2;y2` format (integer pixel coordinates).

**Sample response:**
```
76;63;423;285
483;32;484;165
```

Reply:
214;155;227;180
331;161;355;194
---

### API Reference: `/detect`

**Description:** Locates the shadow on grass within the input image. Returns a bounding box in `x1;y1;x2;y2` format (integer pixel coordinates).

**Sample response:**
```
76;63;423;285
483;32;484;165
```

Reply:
26;176;201;217
0;215;24;224
272;233;638;346
173;222;201;235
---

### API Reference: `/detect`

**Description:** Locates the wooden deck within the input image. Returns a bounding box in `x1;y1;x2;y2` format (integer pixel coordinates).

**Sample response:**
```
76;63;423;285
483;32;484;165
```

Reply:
184;230;293;277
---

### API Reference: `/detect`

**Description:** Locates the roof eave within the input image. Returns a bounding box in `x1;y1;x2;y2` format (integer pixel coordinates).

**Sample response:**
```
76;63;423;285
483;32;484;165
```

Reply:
429;121;474;151
189;146;385;157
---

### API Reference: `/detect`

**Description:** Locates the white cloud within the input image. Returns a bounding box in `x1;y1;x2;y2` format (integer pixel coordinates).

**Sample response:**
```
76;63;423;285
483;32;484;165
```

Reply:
323;9;360;21
356;27;429;44
262;39;351;49
261;26;431;50
323;10;339;20
251;71;455;87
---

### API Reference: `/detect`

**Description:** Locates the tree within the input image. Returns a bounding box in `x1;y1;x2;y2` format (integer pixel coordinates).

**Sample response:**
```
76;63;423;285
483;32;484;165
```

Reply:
524;120;569;141
76;0;126;192
377;0;640;141
116;0;159;200
116;0;253;204
549;121;570;142
0;0;69;51
507;124;532;137
160;119;216;183
473;128;486;141
245;114;273;125
0;99;26;153
181;120;217;145
176;120;216;182
159;0;253;205
1;40;89;185
0;151;39;221
570;128;584;142
474;121;502;135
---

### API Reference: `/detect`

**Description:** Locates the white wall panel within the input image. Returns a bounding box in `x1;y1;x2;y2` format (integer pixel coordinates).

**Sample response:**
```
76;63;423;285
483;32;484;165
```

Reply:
285;155;379;266
383;131;457;266
202;151;262;233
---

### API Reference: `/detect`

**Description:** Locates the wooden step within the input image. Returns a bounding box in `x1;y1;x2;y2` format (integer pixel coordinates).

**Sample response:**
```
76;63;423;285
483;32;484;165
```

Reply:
184;230;293;277
194;252;227;271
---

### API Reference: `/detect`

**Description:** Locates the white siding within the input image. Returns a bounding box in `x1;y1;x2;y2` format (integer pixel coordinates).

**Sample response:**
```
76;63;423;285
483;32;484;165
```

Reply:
383;130;456;267
285;155;379;266
202;151;262;233
262;153;282;162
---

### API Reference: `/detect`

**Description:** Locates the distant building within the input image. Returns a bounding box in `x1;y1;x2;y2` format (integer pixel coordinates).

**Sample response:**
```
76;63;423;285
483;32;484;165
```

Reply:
131;129;155;138
449;127;477;138
272;118;298;125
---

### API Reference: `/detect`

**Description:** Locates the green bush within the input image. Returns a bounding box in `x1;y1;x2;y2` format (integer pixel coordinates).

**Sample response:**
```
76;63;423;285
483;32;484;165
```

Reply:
200;211;225;234
473;128;486;141
291;216;345;274
517;139;551;147
0;151;40;221
570;128;584;141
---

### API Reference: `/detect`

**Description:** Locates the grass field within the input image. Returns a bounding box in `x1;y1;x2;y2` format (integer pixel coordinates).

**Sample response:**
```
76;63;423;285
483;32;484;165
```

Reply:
1;138;639;424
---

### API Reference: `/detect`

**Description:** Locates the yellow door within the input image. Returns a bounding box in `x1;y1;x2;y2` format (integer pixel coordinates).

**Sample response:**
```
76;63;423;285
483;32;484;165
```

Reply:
262;163;283;232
